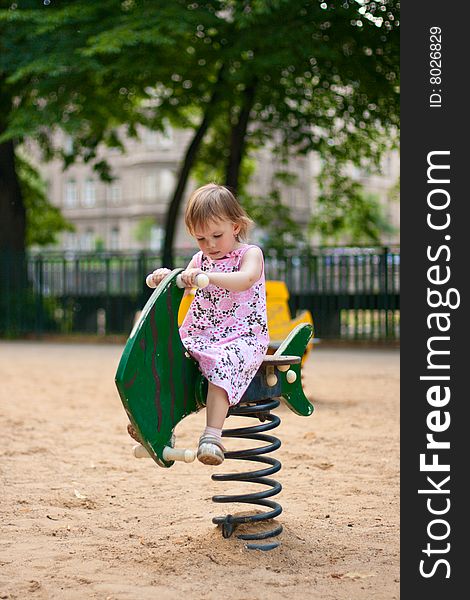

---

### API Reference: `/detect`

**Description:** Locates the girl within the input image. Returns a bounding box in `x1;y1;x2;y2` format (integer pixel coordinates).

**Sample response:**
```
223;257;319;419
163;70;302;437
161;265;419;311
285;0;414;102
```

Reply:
147;183;269;465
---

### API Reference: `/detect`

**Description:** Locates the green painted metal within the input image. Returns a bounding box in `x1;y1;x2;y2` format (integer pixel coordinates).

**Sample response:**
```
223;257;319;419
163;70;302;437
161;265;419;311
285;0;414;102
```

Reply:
274;323;314;416
115;269;204;468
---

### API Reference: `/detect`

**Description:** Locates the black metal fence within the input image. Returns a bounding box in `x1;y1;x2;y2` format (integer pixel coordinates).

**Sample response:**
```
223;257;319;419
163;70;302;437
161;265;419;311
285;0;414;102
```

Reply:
0;247;399;340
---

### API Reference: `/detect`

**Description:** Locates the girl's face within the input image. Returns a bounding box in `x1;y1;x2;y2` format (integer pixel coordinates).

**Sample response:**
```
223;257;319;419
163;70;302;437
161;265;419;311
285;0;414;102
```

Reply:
193;219;241;259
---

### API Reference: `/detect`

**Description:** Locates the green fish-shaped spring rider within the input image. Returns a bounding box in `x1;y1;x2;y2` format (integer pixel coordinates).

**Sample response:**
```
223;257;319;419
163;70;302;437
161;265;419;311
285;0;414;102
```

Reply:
115;269;313;468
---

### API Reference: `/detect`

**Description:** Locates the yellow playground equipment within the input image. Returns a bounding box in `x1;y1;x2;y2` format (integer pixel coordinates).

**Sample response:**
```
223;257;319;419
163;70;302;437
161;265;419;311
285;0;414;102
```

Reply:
265;281;313;360
178;279;313;360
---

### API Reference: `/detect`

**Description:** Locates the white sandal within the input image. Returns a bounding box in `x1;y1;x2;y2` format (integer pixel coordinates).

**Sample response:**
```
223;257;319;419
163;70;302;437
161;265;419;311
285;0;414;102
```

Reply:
197;435;225;466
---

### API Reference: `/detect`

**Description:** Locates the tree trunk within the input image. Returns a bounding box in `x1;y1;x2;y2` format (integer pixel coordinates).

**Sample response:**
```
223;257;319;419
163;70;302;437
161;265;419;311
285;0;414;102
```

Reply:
162;66;226;268
225;82;257;193
0;125;27;334
0;136;25;253
161;116;211;268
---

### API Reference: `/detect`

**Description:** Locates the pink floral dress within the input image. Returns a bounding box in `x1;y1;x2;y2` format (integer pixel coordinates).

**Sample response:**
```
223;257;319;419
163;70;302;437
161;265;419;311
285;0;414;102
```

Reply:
179;244;269;406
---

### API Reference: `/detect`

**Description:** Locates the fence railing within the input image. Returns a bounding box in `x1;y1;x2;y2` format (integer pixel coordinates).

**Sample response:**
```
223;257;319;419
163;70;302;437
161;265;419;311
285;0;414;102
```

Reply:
0;247;400;340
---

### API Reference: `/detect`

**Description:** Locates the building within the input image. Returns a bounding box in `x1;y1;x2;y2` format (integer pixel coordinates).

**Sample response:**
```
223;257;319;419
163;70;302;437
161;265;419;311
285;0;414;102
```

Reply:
37;126;399;252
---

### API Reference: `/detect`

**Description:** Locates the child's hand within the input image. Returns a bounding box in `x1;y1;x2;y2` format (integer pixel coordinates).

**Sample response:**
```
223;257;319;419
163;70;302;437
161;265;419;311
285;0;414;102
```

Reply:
179;268;206;288
146;268;171;288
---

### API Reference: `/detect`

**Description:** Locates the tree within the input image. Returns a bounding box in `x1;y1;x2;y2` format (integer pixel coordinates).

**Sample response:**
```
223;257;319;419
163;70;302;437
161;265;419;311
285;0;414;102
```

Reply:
1;1;227;266
162;0;400;255
188;0;400;247
1;0;399;266
1;0;145;254
244;189;308;255
310;164;395;244
16;151;74;247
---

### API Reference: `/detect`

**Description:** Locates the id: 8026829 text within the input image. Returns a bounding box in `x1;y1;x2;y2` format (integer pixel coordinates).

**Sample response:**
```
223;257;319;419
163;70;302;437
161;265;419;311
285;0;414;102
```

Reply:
429;26;442;109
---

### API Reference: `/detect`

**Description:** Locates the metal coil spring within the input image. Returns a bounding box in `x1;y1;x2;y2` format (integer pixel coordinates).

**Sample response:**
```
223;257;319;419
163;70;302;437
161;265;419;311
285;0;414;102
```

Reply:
211;398;283;551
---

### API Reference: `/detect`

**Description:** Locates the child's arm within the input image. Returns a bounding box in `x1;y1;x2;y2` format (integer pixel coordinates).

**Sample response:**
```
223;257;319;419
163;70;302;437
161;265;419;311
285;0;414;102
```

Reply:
181;248;263;292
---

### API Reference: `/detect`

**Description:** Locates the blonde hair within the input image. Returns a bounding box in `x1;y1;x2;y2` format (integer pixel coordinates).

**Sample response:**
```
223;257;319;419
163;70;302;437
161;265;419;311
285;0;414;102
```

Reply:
184;183;253;240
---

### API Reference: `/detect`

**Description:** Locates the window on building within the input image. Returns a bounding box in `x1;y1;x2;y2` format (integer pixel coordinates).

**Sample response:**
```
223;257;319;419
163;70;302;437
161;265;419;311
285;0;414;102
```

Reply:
64;135;74;156
82;229;94;251
107;182;122;204
110;227;120;250
160;169;175;201
64;180;78;207
150;225;163;252
83;179;96;207
143;173;158;201
351;165;363;180
157;122;173;148
143;129;159;148
157;128;174;148
63;231;78;249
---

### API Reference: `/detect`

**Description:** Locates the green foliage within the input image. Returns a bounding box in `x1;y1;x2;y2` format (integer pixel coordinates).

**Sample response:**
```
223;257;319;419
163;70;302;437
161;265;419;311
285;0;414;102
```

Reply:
15;151;74;247
388;175;400;203
1;0;399;171
310;165;395;245
243;188;307;255
133;216;156;247
0;0;400;256
94;237;105;251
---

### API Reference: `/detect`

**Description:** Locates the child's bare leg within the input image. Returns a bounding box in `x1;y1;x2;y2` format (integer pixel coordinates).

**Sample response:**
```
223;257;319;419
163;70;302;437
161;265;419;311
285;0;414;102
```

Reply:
206;382;229;429
197;382;229;465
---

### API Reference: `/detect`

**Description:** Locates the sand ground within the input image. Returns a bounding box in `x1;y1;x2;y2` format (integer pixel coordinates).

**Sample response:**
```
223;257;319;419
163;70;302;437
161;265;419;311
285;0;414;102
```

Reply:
0;341;399;600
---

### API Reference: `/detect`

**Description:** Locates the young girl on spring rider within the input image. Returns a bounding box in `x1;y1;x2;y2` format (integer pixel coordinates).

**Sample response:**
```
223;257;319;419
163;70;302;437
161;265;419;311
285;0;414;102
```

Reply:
131;183;269;466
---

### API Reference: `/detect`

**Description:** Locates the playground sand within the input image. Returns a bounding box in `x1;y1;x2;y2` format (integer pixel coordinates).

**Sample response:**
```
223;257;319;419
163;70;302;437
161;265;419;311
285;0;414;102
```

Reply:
0;342;399;600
